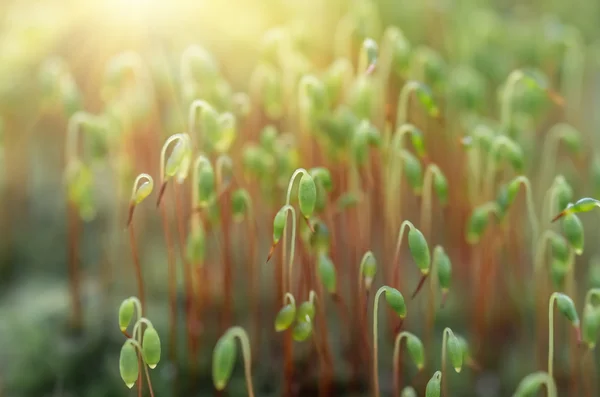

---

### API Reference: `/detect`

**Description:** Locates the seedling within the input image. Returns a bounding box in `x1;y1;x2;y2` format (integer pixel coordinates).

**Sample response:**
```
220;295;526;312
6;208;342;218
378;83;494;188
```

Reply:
425;371;442;397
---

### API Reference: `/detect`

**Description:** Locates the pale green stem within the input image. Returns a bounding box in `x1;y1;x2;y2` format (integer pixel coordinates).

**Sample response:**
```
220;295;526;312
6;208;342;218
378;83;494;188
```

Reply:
392;220;417;274
373;286;389;397
548;292;560;378
511;176;539;257
500;70;525;135
541;178;563;232
225;326;255;397
420;164;442;240
395;81;420;130
561;28;584;120
132;317;154;343
66;111;97;163
513;372;556;397
533;230;565;275
283;169;310;294
279;204;297;298
441;327;454;396
187;99;212;148
190;154;212;234
538;124;577;195
482;135;515;198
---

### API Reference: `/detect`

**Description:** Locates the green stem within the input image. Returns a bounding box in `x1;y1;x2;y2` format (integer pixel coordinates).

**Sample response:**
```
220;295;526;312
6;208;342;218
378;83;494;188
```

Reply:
514;372;557;397
187;99;212;148
226;326;255;397
500;70;525;134
392;331;410;396
283;169;310;293
512;176;539;257
66;111;97;163
441;327;453;397
191;154;211;232
372;286;388;397
392;220;418;288
538;124;577;195
548;292;560;378
132;317;154;341
482;135;515;198
395;81;420;129
533;230;565;275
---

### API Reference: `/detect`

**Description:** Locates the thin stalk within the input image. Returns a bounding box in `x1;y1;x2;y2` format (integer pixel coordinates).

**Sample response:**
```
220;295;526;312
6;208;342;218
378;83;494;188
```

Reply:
128;223;145;313
482;136;515;199
216;156;234;331
173;183;194;374
392;332;412;397
227;327;255;397
158;202;177;363
127;339;155;397
512;176;539;257
373;287;386;397
441;327;451;397
538;124;578;195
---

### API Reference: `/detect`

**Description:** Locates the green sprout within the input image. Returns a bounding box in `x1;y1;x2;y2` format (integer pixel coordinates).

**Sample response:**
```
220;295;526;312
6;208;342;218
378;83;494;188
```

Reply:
582;289;600;349
391;221;431;298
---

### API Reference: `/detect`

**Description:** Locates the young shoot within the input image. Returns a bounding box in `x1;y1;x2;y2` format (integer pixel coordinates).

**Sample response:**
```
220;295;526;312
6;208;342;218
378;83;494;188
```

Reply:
548;292;580;378
275;293;297;332
396;81;439;129
373;286;407;397
212;326;255;397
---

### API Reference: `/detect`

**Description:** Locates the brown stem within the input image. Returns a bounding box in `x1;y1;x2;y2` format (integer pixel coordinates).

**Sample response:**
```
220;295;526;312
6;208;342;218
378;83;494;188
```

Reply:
219;188;233;331
246;217;260;356
67;202;83;331
159;201;177;364
128;222;146;313
173;183;195;377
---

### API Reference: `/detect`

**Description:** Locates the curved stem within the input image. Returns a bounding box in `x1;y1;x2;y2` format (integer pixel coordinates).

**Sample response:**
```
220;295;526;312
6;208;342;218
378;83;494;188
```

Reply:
396;81;420;129
500;70;525;134
533;230;564;275
191;154;211;233
132;317;154;340
548;292;560;378
420;164;441;241
392;332;409;397
157;133;187;206
66;111;96;163
279;204;298;298
358;251;376;293
483;136;514;198
373;286;389;397
227;326;255;397
392;220;417;288
516;371;557;397
442;327;452;397
539;124;576;194
187;99;212;148
512;176;539;256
